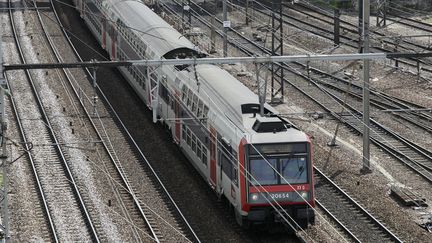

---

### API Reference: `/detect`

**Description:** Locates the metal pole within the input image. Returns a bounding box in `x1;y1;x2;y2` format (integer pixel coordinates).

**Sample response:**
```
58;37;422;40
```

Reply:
0;30;10;242
334;8;340;46
188;0;191;27
256;63;268;117
362;0;372;173
210;13;216;54
245;0;249;25
358;0;363;53
181;0;185;33
92;61;97;116
223;0;228;57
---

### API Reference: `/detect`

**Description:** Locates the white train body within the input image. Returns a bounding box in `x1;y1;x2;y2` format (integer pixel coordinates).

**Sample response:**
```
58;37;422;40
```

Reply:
75;0;315;227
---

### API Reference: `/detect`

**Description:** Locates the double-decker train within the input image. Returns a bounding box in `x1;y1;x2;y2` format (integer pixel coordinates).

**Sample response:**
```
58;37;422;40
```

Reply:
74;0;315;228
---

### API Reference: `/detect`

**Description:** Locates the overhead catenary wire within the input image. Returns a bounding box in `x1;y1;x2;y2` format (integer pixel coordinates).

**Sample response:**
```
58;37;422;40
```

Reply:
8;0;424;240
22;0;430;173
38;0;428;194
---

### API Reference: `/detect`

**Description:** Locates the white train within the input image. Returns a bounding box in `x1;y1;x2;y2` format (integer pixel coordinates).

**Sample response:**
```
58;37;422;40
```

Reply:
75;0;315;228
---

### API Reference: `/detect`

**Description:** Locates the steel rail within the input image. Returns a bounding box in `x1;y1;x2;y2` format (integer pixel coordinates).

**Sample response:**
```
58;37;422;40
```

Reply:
30;0;101;241
387;6;432;32
289;1;432;52
7;0;98;241
50;0;201;241
170;0;432;127
164;2;409;241
247;1;432;129
252;0;432;72
37;0;160;241
6;2;57;240
311;78;432;133
307;82;432;179
314;200;361;243
314;167;403;242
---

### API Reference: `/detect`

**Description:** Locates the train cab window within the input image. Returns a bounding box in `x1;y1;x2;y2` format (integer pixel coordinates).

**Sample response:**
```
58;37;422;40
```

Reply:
280;157;307;184
249;158;278;185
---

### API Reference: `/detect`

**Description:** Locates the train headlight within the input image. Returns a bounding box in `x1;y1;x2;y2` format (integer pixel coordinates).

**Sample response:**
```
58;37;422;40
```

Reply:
251;193;259;201
300;191;308;200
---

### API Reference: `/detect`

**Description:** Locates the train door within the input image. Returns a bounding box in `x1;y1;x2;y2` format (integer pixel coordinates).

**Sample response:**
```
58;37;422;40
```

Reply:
209;127;217;187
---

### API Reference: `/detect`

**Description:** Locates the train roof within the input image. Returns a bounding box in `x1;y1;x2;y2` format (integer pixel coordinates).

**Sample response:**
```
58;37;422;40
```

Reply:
195;65;275;125
193;65;308;143
108;0;199;59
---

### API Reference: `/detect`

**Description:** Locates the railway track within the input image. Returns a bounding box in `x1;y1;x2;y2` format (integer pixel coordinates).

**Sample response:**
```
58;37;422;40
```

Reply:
163;0;432;174
387;5;432;33
314;168;402;242
158;0;416;240
177;0;432;155
6;0;99;241
49;0;201;241
311;76;432;133
252;0;432;73
164;0;431;133
4;0;200;241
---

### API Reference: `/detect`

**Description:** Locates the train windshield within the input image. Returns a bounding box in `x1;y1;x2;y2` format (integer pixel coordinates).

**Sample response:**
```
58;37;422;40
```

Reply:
249;159;278;185
249;143;309;186
280;157;307;184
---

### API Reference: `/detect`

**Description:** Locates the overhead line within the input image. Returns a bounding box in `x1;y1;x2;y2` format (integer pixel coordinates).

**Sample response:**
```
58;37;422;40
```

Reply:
3;53;391;70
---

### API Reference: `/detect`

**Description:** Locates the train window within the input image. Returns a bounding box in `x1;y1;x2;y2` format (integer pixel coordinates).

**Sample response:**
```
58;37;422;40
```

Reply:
160;84;169;102
186;89;193;107
203;105;209;116
192;136;197;154
280;157;307;184
202;105;209;125
249;159;278;185
202;150;207;165
186;128;192;146
181;85;187;101
197;143;202;160
191;94;198;113
232;151;238;186
197;100;203;118
220;151;233;180
182;124;187;140
233;166;238;186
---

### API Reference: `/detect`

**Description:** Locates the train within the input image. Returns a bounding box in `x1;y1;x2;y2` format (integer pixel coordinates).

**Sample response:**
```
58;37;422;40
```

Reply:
74;0;315;228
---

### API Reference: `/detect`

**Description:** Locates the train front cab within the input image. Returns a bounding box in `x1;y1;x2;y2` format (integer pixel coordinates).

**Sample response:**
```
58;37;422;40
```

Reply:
239;142;315;229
